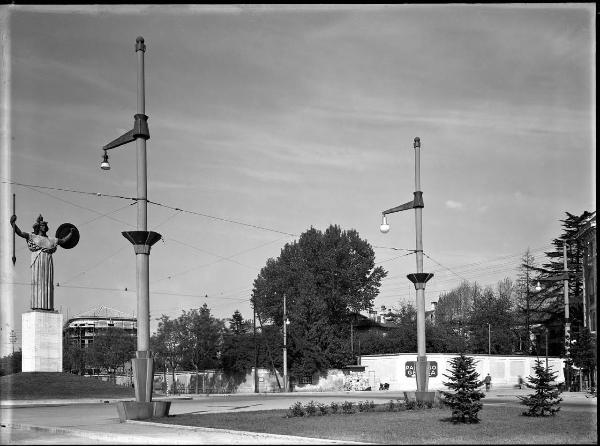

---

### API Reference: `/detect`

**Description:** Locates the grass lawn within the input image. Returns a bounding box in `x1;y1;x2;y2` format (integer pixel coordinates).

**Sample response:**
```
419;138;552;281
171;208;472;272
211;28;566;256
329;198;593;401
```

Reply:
0;372;135;400
154;404;597;444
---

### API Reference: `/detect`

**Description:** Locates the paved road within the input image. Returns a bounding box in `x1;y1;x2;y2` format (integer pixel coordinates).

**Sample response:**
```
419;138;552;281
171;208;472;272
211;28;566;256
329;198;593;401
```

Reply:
1;389;596;444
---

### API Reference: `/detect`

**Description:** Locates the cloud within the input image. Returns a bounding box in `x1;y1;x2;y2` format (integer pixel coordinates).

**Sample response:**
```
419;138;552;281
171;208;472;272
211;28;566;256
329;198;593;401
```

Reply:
445;200;464;209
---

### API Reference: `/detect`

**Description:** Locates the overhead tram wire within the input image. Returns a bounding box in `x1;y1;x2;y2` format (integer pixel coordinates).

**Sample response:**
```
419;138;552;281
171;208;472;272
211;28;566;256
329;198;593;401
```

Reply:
60;208;183;286
8;181;560;304
7;179;298;276
151;235;291;285
5;179;298;238
8;281;252;302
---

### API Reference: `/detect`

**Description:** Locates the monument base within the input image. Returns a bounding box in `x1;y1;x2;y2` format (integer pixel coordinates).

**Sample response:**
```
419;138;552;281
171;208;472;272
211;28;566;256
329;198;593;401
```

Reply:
22;310;63;372
116;401;171;422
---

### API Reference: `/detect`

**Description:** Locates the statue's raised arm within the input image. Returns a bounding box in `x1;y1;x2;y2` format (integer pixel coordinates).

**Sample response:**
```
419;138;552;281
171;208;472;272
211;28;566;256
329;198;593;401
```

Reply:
10;215;30;241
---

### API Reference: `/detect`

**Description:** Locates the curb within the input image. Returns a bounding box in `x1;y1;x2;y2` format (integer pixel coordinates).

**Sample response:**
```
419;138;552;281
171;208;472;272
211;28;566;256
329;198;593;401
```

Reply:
129;420;371;444
3;422;155;443
0;396;191;408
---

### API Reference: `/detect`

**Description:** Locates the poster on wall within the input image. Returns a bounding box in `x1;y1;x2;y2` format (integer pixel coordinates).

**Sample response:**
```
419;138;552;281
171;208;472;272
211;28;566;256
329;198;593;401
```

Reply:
405;361;438;377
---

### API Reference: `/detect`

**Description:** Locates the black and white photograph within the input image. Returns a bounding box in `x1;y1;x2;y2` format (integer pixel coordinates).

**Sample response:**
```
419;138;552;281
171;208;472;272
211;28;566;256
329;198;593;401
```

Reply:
0;3;596;444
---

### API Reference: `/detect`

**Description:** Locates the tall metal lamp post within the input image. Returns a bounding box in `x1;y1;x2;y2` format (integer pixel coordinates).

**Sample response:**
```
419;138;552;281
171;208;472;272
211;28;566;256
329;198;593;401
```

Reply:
100;37;162;410
380;137;434;395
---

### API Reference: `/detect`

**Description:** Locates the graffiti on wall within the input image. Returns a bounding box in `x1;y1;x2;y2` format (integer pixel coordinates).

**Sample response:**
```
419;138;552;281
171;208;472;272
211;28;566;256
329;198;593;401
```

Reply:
343;371;370;391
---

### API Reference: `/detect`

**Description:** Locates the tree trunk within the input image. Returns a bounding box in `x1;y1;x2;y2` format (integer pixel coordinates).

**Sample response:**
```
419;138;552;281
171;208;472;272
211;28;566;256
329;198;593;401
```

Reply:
195;366;199;394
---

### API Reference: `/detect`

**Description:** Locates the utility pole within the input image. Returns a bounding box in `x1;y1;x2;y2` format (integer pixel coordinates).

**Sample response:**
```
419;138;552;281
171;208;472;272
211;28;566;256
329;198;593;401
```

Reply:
563;243;571;391
545;328;549;371
9;329;17;354
253;304;258;393
283;293;288;393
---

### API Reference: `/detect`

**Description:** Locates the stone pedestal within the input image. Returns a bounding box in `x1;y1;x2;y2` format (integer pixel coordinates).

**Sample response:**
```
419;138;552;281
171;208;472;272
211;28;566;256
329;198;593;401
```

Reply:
22;310;63;372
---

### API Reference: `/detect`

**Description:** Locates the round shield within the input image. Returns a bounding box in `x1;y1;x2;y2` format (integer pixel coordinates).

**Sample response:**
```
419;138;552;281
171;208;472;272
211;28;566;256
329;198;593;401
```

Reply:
55;223;80;249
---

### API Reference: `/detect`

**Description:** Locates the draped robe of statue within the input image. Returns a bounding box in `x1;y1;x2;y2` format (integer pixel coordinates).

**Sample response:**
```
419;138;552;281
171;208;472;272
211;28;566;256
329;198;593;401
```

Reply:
27;233;59;311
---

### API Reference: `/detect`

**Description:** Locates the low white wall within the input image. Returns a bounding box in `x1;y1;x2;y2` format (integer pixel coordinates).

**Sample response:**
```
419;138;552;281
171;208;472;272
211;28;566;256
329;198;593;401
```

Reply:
360;353;565;391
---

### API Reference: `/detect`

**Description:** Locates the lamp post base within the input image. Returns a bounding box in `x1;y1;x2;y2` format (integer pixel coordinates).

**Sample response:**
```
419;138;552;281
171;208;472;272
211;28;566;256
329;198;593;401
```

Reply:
116;401;170;422
132;352;154;403
415;356;429;392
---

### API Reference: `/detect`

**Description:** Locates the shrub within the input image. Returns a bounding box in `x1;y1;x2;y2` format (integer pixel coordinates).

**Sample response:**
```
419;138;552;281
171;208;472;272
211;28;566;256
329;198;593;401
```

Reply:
405;399;433;410
330;401;339;414
317;402;329;416
341;401;354;414
357;400;368;412
304;400;317;416
369;400;375;410
287;401;305;417
387;399;396;411
441;353;485;423
518;359;562;417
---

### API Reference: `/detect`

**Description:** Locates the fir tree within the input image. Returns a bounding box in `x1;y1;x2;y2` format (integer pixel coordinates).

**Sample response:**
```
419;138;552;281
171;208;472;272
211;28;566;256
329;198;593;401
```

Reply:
518;359;562;416
441;353;485;423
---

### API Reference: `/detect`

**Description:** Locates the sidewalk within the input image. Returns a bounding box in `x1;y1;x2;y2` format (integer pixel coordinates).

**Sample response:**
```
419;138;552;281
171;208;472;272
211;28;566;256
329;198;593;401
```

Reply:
2;389;594;444
1;395;370;444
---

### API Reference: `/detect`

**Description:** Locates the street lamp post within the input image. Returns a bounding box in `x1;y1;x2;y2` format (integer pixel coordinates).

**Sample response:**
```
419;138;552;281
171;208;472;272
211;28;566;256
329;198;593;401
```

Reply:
380;137;433;395
100;37;161;406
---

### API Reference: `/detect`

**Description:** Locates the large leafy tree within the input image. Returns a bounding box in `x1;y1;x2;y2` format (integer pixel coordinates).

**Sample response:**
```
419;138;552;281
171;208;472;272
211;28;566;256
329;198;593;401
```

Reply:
221;310;255;380
63;341;87;375
251;225;387;377
434;281;479;352
89;328;136;376
468;285;517;355
151;315;183;393
179;304;224;393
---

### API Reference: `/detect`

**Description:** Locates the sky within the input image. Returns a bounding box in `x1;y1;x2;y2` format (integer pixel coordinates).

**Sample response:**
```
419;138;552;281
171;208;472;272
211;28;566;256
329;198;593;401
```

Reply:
0;4;595;355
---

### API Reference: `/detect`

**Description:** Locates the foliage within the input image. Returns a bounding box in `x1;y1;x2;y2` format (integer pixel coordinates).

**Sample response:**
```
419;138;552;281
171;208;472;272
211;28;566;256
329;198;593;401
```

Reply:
387;399;397;411
468;284;518;355
179;304;224;376
341;400;355;414
518;359;562;417
221;310;255;379
287;401;305;417
330;401;339;414
441;353;485;423
305;400;318;416
570;327;596;377
317;402;329;415
252;225;387;377
536;211;592;351
63;341;87;375
405;399;433;410
357;400;375;412
88;328;135;373
0;351;21;376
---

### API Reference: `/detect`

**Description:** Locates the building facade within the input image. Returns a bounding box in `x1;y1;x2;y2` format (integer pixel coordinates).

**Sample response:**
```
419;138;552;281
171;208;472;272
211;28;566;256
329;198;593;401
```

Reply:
63;305;137;349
